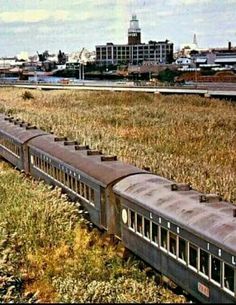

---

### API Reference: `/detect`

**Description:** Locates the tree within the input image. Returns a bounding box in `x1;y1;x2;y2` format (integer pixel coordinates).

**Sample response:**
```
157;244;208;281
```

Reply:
57;50;66;64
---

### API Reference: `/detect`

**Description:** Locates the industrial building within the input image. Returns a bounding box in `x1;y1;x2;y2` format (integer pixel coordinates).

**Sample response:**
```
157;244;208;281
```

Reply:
96;15;174;66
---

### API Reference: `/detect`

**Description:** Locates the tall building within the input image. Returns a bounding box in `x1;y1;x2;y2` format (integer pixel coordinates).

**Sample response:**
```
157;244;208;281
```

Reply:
96;15;174;66
128;14;141;45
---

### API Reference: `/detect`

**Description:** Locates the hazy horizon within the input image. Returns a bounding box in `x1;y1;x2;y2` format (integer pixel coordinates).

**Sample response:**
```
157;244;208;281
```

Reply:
0;0;235;57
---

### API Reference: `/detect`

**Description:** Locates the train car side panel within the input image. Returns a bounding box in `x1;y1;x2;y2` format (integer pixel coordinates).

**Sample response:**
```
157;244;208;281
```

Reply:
29;147;102;228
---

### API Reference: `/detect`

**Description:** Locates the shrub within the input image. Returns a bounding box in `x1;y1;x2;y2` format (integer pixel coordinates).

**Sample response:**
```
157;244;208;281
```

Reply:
22;91;34;100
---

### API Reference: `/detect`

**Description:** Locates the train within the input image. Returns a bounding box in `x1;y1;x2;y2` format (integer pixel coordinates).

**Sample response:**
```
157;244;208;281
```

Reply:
0;112;235;303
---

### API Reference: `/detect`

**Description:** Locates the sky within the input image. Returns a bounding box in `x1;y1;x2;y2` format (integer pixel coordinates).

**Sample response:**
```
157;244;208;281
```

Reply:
0;0;236;57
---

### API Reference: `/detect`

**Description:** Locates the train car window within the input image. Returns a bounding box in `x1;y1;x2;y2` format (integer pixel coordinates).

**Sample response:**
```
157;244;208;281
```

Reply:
129;210;135;230
151;222;158;245
224;263;235;293
77;181;80;195
137;214;143;235
72;177;75;191
55;168;58;180
200;249;209;277
69;175;73;190
53;167;57;179
50;165;53;176
178;237;187;263
86;185;90;200
67;174;71;187
49;164;52;176
169;232;177;256
83;184;87;199
79;181;82;196
44;161;47;173
39;157;41;168
72;177;76;192
90;189;95;203
64;173;68;186
161;227;168;250
62;172;65;184
211;256;221;285
144;218;150;239
189;243;198;270
42;160;45;171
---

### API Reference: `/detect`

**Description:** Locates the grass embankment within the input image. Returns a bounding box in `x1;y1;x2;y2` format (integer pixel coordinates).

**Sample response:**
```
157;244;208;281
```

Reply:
0;161;185;303
0;88;235;302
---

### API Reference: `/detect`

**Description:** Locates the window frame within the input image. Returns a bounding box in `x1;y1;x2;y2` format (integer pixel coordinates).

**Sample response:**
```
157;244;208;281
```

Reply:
151;221;159;246
178;236;187;265
223;262;235;296
160;226;168;253
188;242;198;272
199;248;210;279
210;255;222;287
168;231;177;258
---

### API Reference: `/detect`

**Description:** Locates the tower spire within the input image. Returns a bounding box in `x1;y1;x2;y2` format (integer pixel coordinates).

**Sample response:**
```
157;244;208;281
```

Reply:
193;33;198;47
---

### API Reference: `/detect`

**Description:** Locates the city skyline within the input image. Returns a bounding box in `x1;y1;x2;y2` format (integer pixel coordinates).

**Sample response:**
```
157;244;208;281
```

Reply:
0;0;236;57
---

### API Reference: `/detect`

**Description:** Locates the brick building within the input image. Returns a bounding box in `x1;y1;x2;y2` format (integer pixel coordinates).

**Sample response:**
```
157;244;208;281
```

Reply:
96;15;173;66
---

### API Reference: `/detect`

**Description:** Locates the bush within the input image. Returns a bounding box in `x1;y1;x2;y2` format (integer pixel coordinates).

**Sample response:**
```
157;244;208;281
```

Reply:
22;91;34;100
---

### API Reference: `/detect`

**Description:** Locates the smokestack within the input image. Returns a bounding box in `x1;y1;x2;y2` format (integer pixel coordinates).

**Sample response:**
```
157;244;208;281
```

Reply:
228;41;232;50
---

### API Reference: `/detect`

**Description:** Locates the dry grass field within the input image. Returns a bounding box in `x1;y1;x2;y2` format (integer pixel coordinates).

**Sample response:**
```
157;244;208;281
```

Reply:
0;87;235;302
0;87;235;202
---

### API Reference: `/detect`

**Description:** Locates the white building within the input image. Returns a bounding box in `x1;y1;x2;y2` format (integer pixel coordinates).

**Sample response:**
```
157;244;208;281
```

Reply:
0;57;17;69
175;57;192;65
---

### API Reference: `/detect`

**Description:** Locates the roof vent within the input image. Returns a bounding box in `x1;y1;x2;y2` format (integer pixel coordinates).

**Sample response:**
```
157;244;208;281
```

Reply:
4;116;14;121
14;120;24;125
13;119;21;125
101;155;117;161
26;125;37;130
75;145;90;150
199;194;222;203
87;150;102;156
171;183;192;191
54;137;68;142
233;209;236;218
64;140;78;146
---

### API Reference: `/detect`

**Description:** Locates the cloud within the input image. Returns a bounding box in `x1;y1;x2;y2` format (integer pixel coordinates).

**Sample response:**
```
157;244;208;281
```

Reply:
0;10;69;23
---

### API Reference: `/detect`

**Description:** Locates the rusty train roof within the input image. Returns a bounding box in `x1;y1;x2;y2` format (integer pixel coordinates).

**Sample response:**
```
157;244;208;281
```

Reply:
0;115;48;143
28;134;146;187
113;174;236;255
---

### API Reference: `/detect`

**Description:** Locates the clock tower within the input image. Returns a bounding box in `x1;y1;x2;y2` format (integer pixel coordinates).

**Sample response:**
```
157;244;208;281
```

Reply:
128;14;141;45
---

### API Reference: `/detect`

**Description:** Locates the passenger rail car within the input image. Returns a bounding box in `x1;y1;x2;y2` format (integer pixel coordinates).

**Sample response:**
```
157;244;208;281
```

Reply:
114;174;236;303
0;115;48;171
0;113;235;303
27;134;145;230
